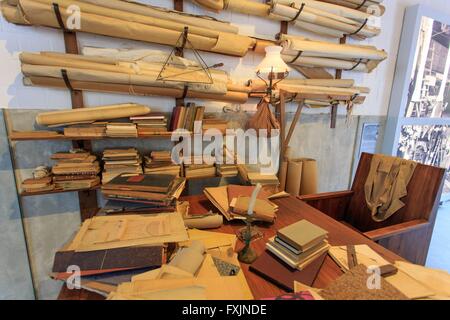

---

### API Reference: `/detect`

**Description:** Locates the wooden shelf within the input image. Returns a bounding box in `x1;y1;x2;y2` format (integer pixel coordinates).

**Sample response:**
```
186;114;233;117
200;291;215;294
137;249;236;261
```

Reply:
20;185;101;197
10;131;230;141
10;132;175;141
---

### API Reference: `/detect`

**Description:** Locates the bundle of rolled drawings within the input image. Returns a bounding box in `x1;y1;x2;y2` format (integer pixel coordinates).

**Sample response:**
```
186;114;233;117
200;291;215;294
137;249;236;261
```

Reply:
0;0;256;57
279;34;387;73
191;0;382;39
19;48;251;103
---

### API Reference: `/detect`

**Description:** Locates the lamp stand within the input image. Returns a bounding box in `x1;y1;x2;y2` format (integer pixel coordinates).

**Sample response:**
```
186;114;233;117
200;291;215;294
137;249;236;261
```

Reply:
237;217;259;264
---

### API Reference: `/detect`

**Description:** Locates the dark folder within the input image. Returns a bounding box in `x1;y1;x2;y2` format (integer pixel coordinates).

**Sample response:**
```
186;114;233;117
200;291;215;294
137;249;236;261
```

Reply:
249;250;327;292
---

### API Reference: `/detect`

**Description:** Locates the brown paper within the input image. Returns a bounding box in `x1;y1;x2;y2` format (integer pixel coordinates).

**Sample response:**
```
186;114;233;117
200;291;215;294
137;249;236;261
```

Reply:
299;158;318;195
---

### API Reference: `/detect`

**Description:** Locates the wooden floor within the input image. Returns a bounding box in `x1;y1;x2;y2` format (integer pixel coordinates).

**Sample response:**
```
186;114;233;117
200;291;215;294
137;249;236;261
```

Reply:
59;195;403;300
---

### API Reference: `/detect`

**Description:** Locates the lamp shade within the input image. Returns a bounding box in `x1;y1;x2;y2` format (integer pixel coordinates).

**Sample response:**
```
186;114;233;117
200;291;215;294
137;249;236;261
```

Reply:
256;46;290;74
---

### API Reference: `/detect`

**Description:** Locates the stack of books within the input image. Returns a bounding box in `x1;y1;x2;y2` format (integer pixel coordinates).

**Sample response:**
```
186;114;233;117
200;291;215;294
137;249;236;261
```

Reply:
101;174;186;209
202;118;228;133
170;103;205;132
102;148;143;183
106;123;138;137
144;151;180;176
21;176;55;193
51;151;101;190
267;220;330;270
63;123;107;138
238;164;280;186
131;114;168;135
216;164;238;177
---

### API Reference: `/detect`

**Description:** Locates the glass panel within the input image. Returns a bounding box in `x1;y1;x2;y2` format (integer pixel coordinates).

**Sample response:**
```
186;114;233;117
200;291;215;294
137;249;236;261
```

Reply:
405;17;450;118
398;125;450;195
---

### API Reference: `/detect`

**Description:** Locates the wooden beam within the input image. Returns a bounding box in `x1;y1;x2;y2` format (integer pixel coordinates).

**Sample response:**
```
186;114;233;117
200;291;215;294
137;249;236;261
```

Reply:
63;31;98;221
284;100;304;150
330;35;347;129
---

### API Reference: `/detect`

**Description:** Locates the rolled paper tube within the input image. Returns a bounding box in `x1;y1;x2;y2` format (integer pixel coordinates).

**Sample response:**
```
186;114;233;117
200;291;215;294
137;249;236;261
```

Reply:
281;53;370;72
183;214;224;229
192;0;225;11
277;84;361;96
253;39;276;54
24;76;250;103
286;159;303;196
291;20;345;38
299;158;318;195
271;3;380;38
226;0;270;17
36;103;151;126
33;0;225;39
280;35;387;61
273;0;372;21
169;240;206;275
248;79;355;91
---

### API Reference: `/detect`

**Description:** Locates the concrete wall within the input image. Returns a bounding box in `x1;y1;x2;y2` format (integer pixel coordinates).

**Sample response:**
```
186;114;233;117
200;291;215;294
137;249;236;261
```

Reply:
0;0;447;299
0;111;34;300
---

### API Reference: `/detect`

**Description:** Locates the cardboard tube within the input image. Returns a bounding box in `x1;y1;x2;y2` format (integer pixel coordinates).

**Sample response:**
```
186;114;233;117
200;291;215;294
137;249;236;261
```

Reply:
299;158;318;195
279;146;291;191
286;159;303;196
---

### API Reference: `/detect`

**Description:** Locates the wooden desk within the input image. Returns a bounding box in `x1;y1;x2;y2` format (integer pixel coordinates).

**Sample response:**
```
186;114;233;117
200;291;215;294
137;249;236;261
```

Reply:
58;195;403;300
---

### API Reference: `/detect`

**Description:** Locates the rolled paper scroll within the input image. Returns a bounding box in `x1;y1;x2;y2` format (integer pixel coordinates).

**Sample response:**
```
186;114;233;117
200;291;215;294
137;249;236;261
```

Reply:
35;103;151;126
184;214;224;229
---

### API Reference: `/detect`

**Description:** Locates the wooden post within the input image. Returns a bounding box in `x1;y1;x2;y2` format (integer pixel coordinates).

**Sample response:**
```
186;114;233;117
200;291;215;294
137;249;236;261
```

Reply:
330;35;347;129
63;31;98;221
277;90;286;178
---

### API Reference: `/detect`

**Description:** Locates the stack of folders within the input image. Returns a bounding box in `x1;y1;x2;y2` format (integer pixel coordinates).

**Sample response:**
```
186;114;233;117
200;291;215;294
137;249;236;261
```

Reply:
106;122;138;137
131;113;168;135
267;220;330;270
51;151;100;190
102;148;143;184
144;151;180;176
101;174;186;209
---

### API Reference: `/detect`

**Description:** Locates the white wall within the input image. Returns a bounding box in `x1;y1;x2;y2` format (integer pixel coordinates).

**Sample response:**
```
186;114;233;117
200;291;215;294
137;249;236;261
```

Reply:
0;0;448;117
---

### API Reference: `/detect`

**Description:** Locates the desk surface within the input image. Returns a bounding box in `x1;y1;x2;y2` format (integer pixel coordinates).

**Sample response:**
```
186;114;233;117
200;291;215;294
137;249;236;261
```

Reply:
58;195;403;300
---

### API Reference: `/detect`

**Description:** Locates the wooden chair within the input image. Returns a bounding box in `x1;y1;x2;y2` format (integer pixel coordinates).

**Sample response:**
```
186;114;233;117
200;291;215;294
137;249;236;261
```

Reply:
298;153;445;265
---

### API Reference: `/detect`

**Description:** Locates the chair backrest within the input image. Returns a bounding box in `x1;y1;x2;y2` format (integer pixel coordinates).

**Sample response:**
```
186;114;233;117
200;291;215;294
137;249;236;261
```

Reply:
345;153;445;232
